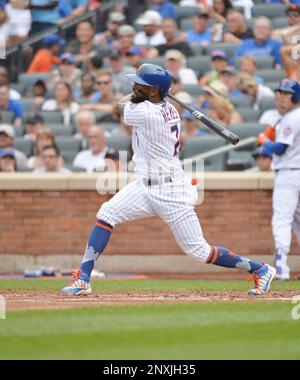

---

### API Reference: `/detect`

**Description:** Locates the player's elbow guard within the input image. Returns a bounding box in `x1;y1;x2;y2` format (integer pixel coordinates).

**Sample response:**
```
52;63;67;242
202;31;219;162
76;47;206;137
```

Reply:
263;140;288;156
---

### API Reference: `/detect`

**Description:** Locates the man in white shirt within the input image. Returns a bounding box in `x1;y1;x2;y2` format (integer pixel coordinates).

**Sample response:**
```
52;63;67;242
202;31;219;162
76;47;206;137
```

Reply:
164;49;198;85
73;126;107;172
0;66;21;100
134;10;166;47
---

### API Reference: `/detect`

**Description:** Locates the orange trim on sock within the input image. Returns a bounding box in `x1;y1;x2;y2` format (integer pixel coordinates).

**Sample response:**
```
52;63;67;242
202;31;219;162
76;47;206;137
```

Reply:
206;246;214;263
95;222;113;232
211;246;219;264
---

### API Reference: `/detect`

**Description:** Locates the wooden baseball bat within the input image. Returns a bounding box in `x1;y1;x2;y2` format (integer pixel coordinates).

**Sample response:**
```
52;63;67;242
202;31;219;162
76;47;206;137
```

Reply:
166;93;240;145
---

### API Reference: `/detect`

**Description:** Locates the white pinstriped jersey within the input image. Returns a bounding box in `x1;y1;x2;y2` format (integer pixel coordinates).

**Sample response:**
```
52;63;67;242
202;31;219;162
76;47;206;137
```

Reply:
272;107;300;170
124;100;183;178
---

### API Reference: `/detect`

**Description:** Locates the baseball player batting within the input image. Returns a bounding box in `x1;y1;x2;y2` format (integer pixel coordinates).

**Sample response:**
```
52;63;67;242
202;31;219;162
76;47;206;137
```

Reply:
60;64;276;296
259;79;300;280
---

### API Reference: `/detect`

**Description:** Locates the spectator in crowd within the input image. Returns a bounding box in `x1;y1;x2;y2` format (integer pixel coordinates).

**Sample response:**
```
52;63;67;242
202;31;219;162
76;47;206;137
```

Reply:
24;114;45;141
73;73;100;102
112;25;141;56
185;10;212;47
200;80;244;125
272;4;300;43
148;18;193;58
0;147;17;172
28;127;61;170
222;9;253;43
51;53;82;86
28;0;60;36
164;50;198;85
0;124;27;169
67;20;110;66
258;92;282;126
199;49;229;85
87;55;103;75
181;110;208;140
239;56;264;84
107;50;135;92
233;17;282;67
0;3;10;43
74;110;96;149
80;69;122;115
248;146;272;172
42;81;80;126
208;0;233;24
34;144;71;173
170;74;183;95
104;147;123;172
25;79;48;111
230;0;253;20
0;66;21;100
94;12;125;46
5;0;31;45
126;47;144;70
237;72;275;111
73;126;107;172
281;44;300;83
58;0;87;24
27;34;64;73
220;65;243;96
134;10;166;48
169;91;192;115
151;0;176;20
0;84;24;127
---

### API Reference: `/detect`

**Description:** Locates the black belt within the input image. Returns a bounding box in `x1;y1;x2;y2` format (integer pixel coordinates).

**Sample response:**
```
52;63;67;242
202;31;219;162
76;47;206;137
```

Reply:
275;168;300;172
142;176;173;186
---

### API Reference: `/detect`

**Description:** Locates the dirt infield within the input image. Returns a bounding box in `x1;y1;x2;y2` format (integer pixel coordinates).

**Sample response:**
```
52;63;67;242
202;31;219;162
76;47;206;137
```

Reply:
3;290;299;311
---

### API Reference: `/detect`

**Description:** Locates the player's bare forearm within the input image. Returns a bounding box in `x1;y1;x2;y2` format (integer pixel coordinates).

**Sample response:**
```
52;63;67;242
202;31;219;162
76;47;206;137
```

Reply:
116;93;132;117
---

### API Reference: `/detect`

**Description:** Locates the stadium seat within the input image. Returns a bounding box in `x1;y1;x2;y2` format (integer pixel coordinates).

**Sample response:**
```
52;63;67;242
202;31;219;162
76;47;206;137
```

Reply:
205;43;239;60
93;111;115;123
265;81;280;91
106;136;131;152
182;84;204;97
99;122;121;134
38;111;63;124
226;123;267;170
119;82;132;95
46;124;73;136
256;69;285;83
56;137;81;153
141;57;165;67
260;97;276;114
10;83;25;96
13;138;33;157
187;55;211;76
272;16;289;29
22;98;35;112
61;151;79;165
229;95;252;108
234;55;274;70
175;6;201;21
15;125;25;137
18;73;51;90
190;44;203;56
237;108;260;122
182;136;227;171
180;18;193;32
64;164;86;172
252;4;288;18
0;111;14;123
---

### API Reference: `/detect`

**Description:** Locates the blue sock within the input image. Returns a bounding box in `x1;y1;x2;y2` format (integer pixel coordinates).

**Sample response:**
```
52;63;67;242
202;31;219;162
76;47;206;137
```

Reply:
206;246;263;273
80;219;113;280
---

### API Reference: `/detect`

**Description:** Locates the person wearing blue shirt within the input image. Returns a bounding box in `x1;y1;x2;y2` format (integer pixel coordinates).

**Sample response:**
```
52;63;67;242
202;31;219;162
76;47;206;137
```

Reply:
58;0;87;23
151;0;177;20
29;0;60;35
186;10;211;46
0;85;24;127
266;0;300;3
233;17;282;66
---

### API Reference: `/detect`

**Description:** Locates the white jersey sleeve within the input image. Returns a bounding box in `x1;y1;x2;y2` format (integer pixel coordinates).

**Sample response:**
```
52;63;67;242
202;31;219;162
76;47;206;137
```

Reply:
275;113;297;146
124;102;146;127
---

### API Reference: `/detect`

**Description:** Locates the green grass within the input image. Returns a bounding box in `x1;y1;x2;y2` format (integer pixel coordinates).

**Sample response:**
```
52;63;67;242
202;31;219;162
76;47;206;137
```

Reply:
0;279;300;359
1;278;300;292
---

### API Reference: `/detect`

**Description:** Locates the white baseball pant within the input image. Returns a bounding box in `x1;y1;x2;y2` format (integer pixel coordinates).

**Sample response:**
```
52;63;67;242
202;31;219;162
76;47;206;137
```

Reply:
96;176;211;262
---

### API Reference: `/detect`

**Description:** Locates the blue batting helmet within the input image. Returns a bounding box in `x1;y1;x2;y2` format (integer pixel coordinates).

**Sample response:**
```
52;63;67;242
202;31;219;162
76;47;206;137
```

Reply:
126;64;171;98
275;79;300;103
